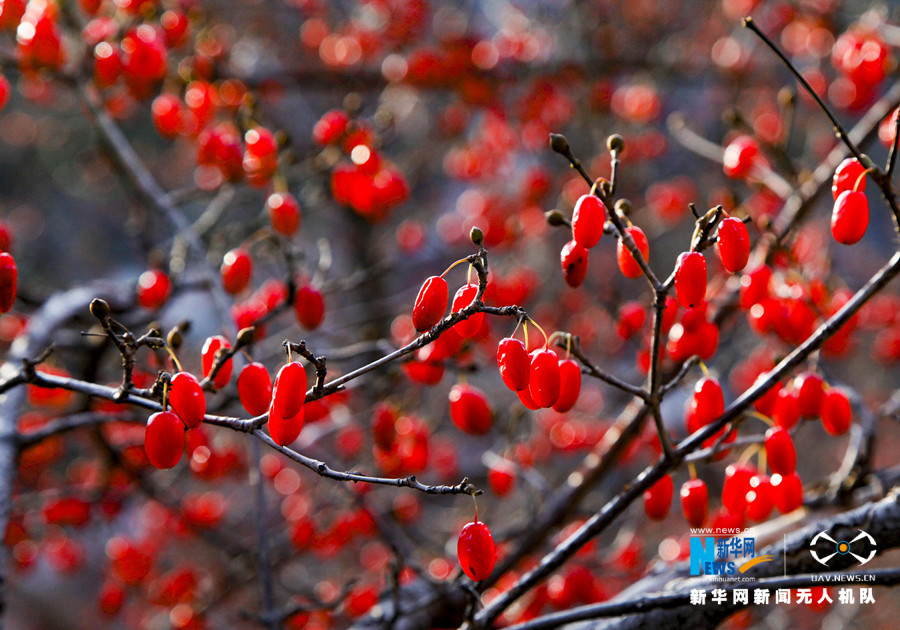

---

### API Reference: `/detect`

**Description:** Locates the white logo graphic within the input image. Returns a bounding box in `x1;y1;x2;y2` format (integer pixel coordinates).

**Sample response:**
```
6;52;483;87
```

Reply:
810;529;876;566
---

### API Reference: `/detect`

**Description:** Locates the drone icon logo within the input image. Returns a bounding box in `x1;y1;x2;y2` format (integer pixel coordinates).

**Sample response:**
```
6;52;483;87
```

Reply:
809;529;877;567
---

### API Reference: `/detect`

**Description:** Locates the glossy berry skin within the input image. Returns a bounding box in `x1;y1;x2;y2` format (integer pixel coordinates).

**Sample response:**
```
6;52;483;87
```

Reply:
448;383;493;435
764;425;796;475
272;362;306;420
552;359;582;413
832;157;866;200
457;521;495;581
528;349;561;408
722;463;755;515
644;474;674;521
680;478;708;528
722;135;759;179
820;388;852;436
413;275;449;332
488;460;516;496
266;192;301;236
571;194;605;248
238;362;272;416
268;399;304;446
136;269;170;309
616;226;649;279
831;190;869;245
221;248;252;294
451;283;484;337
794;372;825;418
772;472;803;514
497;337;530;392
745;475;774;522
0;252;16;312
151;94;183;138
294;285;325;330
201;335;232;389
560;240;589;288
715;217;750;273
144;411;184;469
169;373;206;429
674;252;707;309
691;376;724;427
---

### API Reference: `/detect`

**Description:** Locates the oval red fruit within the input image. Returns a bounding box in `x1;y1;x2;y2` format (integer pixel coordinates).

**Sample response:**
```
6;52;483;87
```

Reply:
560;240;589;288
831;157;866;200
715;217;750;273
497;337;530;392
272;362;306;420
201;335;232;389
571;194;605;248
268;399;304;446
616;226;649;279
221;248;252;294
448;383;493;435
680;478;708;527
457;521;495;581
451;283;484;337
831;190;869;245
0;252;16;312
169;372;205;429
294;285;325;330
136;269;170;309
644;474;674;521
674;251;707;309
144;411;184;469
413;275;449;332
723;135;759;179
267;192;301;236
528;349;560;408
238;362;272;416
764;425;796;475
772;472;803;514
820;388;852;436
552;359;581;413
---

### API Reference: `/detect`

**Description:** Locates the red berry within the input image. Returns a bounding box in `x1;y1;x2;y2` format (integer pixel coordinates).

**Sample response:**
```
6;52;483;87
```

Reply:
160;9;189;47
448;383;493;435
616;226;649;279
820;388;852;436
413;275;449;332
0;252;16;313
644;474;674;521
221;248;252;294
237;362;272;416
201;335;232;389
98;580;125;616
772;388;801;430
457;521;495;581
771;472;803;514
691;376;724;427
487;460;516;496
560;240;589;288
616;301;646;339
136;269;170;309
674;252;707;309
794;372;825;417
294;285;325;330
144;411;184;469
268;399;304;446
517;387;540;410
722;463;755;515
745;474;773;522
120;25;168;95
764;425;796;475
552;359;581;413
680;478;708;527
169;373;206;429
831;190;869;245
832;157;866;200
272;362;306;420
93;41;120;87
497;337;530;392
0;74;8;111
312;109;350;145
451;283;484;337
151;93;183;138
266;192;301;236
723;135;760;179
715;217;750;273
371;404;397;450
528;349;560;408
571;194;605;248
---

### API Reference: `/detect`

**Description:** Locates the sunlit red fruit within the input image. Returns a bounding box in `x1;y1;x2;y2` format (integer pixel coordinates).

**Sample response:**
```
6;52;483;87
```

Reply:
644;474;674;521
448;383;492;435
722;463;755;516
745;474;773;522
820;387;852;436
120;24;168;96
413;275;448;332
560;240;589;288
715;217;750;273
272;362;306;420
571;194;605;248
457;520;495;581
772;472;803;513
528;348;561;408
0;252;16;313
722;135;760;179
831;190;869;245
169;372;206;429
151;93;184;138
616;226;649;279
294;285;325;330
497;337;530;392
313;109;350;145
764;425;796;476
267;192;301;236
832;157;866;199
552;358;581;413
488;459;516;496
674;252;707;309
200;335;232;389
136;269;170;309
680;478;708;527
221;248;252;294
144;411;184;469
237;362;272;416
451;283;484;337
